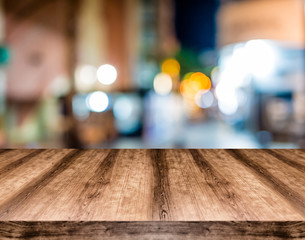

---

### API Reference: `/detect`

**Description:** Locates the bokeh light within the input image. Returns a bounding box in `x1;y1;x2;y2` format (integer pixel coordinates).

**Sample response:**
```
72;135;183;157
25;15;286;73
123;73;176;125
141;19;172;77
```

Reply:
86;91;109;112
195;90;215;109
218;97;238;115
215;80;239;115
161;58;180;76
180;72;211;100
113;95;142;134
75;65;97;92
73;94;90;120
114;96;133;121
190;72;211;89
153;73;173;95
96;64;117;85
210;66;219;85
245;40;276;79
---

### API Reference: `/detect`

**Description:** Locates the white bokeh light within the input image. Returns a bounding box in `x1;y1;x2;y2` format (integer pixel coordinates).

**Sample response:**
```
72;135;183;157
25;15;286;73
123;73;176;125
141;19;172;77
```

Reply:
216;81;239;115
75;65;97;91
218;98;238;115
96;64;117;85
86;91;109;112
195;90;214;109
153;73;172;96
245;40;276;78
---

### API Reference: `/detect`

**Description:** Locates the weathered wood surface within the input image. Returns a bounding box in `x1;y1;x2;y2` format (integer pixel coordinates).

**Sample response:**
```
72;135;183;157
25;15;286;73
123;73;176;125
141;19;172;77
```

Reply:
0;149;304;239
0;221;304;240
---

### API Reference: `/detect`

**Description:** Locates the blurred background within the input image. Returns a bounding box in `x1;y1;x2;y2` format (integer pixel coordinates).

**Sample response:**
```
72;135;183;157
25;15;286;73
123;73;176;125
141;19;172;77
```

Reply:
0;0;305;148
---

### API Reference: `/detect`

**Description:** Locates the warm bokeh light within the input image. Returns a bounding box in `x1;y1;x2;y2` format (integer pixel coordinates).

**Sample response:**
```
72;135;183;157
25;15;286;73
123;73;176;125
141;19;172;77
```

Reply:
190;72;211;90
153;73;173;95
86;91;109;112
96;64;117;85
180;72;211;100
75;65;97;92
161;58;180;76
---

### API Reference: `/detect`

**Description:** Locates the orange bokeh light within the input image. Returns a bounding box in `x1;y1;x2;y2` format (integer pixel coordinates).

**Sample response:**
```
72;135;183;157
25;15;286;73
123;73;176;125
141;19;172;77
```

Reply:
161;58;180;76
180;72;211;100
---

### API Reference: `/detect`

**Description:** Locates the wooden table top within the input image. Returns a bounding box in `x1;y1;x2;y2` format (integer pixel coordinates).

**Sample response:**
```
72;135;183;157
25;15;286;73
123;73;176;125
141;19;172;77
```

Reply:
0;149;305;239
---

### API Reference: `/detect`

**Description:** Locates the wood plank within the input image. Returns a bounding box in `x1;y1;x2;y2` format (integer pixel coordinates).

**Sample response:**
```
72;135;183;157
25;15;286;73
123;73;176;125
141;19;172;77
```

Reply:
0;149;82;219
0;221;304;240
0;149;74;206
108;149;153;221
162;149;205;220
0;149;108;220
0;149;37;169
165;149;255;220
226;149;305;218
197;149;304;220
267;149;305;167
149;149;173;220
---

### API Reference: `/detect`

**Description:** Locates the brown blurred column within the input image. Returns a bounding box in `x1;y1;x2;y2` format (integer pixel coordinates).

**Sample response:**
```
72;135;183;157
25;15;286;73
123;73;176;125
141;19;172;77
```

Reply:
157;0;179;57
103;0;130;91
62;0;82;148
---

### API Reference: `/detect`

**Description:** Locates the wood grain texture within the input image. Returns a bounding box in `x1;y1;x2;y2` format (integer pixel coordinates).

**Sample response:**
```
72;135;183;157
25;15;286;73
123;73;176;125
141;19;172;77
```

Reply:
226;149;305;217
0;149;304;239
0;221;304;240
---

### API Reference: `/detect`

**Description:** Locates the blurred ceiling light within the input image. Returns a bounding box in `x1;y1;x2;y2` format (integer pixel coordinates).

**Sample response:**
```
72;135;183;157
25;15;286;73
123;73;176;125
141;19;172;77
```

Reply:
245;40;276;78
195;90;214;109
161;58;180;76
75;65;97;92
153;73;173;95
180;72;211;99
86;91;109;112
97;64;117;85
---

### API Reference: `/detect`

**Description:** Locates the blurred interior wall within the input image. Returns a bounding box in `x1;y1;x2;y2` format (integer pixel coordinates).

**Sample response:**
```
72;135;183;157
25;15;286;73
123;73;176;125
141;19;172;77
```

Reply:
217;0;305;48
4;0;71;101
2;0;79;146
